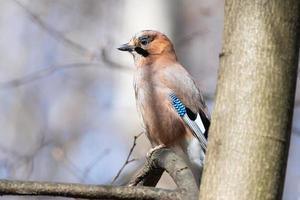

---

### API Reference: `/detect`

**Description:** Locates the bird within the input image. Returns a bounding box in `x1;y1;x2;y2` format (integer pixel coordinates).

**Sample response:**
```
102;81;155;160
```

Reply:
118;30;210;185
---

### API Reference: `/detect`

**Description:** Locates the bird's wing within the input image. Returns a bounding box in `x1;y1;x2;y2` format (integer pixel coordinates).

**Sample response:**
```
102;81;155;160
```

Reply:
169;93;208;151
160;63;210;150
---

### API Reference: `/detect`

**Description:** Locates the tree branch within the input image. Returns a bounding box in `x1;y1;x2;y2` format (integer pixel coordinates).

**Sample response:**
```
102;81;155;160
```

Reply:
0;180;178;200
129;148;199;200
0;148;199;200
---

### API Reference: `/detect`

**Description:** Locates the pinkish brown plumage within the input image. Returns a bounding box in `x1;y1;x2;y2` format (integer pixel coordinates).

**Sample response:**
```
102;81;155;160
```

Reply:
118;30;210;185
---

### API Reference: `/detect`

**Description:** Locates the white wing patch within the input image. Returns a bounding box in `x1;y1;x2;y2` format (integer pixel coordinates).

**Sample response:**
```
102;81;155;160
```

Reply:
195;113;206;133
182;114;207;152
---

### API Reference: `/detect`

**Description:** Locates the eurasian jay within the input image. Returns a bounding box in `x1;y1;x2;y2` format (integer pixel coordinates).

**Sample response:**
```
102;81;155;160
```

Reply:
118;30;210;185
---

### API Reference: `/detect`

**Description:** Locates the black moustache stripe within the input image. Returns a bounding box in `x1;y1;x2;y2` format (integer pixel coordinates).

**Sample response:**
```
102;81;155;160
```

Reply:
135;47;149;57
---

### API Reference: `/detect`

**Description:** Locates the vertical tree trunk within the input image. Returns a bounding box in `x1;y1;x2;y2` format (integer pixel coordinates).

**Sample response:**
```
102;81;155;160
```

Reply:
200;1;300;200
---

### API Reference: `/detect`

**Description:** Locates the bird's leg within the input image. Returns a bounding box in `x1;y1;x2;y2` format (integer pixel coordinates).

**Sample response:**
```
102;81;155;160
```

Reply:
147;144;166;157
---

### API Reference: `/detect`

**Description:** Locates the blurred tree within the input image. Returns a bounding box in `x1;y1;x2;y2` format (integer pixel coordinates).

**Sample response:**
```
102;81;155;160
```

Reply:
200;0;300;200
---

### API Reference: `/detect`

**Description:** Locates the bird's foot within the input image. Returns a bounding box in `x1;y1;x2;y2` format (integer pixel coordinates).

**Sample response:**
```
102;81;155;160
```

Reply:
147;144;166;157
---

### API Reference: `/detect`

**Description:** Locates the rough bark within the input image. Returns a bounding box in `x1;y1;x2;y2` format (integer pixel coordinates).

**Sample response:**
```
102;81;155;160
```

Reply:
0;148;198;200
130;148;199;200
0;180;177;200
200;1;300;200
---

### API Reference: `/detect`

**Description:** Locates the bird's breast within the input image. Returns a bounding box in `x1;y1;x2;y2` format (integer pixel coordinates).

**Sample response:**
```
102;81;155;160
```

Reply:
133;68;187;146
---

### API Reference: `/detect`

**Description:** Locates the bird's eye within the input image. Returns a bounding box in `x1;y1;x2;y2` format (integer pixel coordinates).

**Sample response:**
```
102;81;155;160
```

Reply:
140;39;148;45
139;36;151;46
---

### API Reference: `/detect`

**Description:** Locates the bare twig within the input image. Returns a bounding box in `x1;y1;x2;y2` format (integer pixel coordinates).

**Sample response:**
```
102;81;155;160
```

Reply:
81;148;110;183
12;0;131;69
0;130;53;179
111;132;143;184
101;48;132;71
0;1;132;89
0;55;132;90
13;0;88;55
0;62;101;89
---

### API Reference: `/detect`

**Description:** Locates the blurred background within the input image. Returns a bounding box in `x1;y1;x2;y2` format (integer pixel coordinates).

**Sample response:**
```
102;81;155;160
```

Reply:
0;0;299;199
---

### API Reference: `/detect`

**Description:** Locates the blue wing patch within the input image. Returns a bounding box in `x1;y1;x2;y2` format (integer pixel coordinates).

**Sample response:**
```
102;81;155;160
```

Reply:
169;93;186;117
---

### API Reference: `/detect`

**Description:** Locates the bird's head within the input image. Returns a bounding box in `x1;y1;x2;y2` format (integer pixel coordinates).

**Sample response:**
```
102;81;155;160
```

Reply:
118;30;177;66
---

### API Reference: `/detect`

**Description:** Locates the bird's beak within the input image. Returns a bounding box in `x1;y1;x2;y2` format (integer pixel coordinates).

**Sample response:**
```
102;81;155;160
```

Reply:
117;43;135;52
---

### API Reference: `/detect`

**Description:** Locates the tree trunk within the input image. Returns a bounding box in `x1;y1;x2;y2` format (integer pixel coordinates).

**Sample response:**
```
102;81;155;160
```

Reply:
199;1;300;200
